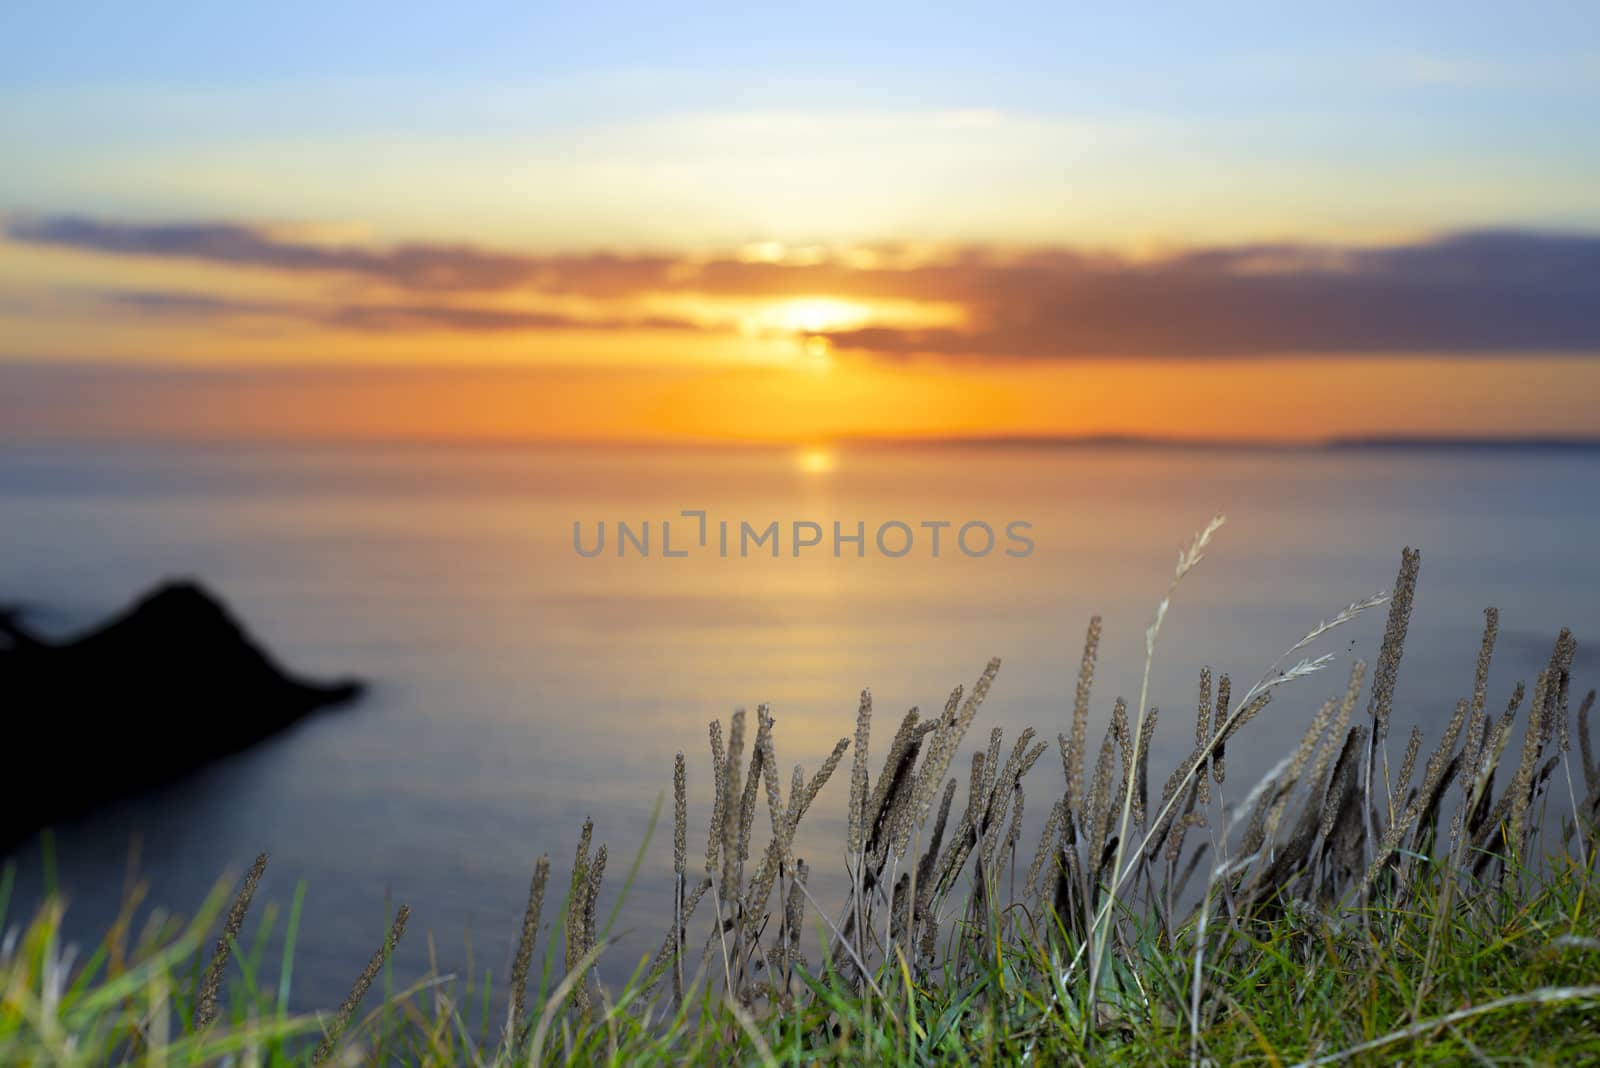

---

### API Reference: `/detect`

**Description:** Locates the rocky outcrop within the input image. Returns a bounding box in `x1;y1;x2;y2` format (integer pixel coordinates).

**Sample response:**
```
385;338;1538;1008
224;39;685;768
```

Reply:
0;581;363;845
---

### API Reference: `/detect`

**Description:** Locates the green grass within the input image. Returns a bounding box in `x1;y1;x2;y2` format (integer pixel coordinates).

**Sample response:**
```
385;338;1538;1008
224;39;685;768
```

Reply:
3;535;1599;1065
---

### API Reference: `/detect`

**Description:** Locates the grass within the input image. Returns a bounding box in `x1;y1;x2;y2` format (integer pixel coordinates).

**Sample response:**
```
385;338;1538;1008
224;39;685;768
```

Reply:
3;530;1599;1065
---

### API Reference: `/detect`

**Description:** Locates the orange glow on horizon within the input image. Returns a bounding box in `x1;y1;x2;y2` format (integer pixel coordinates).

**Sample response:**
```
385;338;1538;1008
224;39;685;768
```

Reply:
6;355;1600;446
4;225;1598;445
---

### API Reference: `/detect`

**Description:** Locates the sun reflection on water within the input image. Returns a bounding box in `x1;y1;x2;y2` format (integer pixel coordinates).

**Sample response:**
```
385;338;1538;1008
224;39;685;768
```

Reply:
795;447;837;475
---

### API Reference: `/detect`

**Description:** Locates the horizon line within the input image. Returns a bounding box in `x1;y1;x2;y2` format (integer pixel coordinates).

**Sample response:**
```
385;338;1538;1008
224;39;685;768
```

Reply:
5;431;1600;453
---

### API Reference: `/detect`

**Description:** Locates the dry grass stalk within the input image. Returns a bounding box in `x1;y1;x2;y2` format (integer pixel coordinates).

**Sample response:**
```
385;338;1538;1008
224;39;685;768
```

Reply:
788;763;805;834
1450;610;1499;852
784;860;808;952
924;752;988;914
1508;670;1552;846
196;852;268;1029
1409;701;1468;855
759;731;787;854
980;734;1044;873
794;738;850;827
954;751;988;878
1393;727;1423;805
566;817;594;978
844;689;873;984
1363;697;1467;893
888;732;941;867
1494;681;1526;749
581;846;607;973
1319;726;1369;893
671;751;688;1006
644;877;711;994
738;708;771;868
740;757;793;946
961;748;987;844
1261;696;1341;848
563;819;606;1020
707;720;727;876
1083;724;1117;893
916;777;959;899
1088;515;1225;1011
508;855;550;1040
1006;786;1025;860
908;686;962;818
1066;617;1102;808
721;710;747;899
1149;747;1201;863
979;727;1004;826
1213;674;1232;783
865;709;923;870
1463;609;1499;778
718;709;752;992
1556;632;1577;751
1133;711;1157;831
1415;697;1467;799
985;730;1040;824
1163;809;1204;867
847;690;873;858
312;904;410;1066
1467;683;1530;860
673;753;687;877
1152;741;1206;860
1111;699;1133;815
916;660;1000;829
1309;661;1366;808
1366;547;1421;833
1024;797;1067;902
1217;693;1272;751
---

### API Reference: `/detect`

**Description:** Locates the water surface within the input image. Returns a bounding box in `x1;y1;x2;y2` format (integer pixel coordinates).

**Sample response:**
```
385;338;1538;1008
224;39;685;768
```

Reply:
2;441;1595;1009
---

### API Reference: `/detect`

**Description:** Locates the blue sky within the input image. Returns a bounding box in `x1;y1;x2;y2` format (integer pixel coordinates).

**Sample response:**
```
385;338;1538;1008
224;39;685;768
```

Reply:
4;4;1596;95
4;2;1597;248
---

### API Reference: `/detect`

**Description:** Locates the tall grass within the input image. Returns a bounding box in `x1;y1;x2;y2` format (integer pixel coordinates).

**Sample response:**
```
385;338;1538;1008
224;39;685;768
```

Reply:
3;533;1599;1065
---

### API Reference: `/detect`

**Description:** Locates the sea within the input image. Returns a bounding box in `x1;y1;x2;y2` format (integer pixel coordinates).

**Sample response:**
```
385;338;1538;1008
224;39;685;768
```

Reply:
1;440;1596;1014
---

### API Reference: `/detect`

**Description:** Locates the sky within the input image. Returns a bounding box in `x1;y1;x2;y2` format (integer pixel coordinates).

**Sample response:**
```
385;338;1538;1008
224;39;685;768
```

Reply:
2;2;1599;443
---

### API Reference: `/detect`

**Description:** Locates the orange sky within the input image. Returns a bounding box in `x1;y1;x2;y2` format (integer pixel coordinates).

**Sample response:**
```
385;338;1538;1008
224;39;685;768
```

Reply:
3;224;1599;444
4;6;1599;444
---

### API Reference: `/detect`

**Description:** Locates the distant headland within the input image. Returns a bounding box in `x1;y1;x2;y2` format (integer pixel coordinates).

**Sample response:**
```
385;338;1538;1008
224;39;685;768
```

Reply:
0;580;363;846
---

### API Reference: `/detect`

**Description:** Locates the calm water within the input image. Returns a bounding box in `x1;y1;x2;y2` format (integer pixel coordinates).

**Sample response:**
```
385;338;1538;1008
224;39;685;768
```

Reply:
1;441;1597;1010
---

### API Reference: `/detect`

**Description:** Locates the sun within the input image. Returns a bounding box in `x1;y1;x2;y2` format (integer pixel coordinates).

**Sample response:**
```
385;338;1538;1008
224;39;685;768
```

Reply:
753;297;872;334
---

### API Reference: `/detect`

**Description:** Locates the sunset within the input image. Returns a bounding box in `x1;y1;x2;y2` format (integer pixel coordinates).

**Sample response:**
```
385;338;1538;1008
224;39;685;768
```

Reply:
3;5;1599;1065
5;5;1600;444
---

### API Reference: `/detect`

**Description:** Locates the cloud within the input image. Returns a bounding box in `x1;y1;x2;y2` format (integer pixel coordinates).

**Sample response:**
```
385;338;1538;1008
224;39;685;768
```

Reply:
11;215;1600;356
94;288;699;334
8;215;679;293
819;231;1600;358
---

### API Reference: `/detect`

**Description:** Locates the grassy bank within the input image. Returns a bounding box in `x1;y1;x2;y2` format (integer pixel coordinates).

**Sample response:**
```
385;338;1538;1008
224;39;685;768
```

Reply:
3;535;1599;1065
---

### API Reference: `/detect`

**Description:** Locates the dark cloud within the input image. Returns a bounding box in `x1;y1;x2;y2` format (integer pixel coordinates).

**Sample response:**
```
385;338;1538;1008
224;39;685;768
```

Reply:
9;215;681;294
11;215;1600;356
320;303;695;333
820;231;1600;358
99;289;294;317
93;288;699;334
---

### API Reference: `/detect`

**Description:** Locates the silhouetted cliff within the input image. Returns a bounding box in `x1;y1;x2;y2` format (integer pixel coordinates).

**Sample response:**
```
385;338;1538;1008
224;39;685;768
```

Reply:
0;581;363;846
